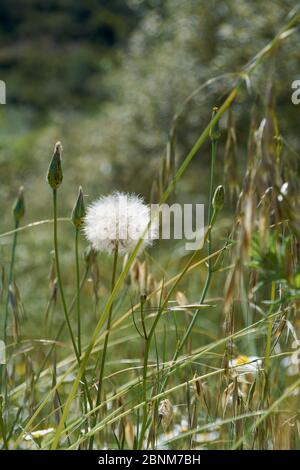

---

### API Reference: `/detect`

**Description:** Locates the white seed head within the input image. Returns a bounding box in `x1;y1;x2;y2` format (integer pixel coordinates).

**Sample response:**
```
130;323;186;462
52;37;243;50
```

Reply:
84;192;157;256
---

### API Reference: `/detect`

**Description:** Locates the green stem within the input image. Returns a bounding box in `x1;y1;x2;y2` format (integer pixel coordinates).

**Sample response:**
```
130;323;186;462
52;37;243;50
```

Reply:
138;336;151;449
0;219;19;441
0;397;8;449
140;299;148;340
34;266;90;384
207;140;217;231
138;204;220;448
49;17;300;445
53;190;78;359
89;245;118;449
201;138;218;300
53;190;92;420
264;281;276;373
159;137;219;394
75;229;81;356
4;220;19;344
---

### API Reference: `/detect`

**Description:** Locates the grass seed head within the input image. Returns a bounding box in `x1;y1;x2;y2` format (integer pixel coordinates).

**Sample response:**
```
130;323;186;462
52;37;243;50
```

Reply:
158;398;173;431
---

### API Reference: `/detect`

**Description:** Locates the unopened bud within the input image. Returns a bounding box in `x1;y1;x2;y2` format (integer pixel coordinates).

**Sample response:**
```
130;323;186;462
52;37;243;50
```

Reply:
71;186;85;229
212;185;225;211
13;186;25;222
209;107;221;141
47;141;63;189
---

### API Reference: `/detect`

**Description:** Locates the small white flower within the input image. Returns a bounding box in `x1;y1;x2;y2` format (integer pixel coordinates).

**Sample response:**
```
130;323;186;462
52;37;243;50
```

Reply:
278;182;289;202
84;192;157;256
229;355;262;383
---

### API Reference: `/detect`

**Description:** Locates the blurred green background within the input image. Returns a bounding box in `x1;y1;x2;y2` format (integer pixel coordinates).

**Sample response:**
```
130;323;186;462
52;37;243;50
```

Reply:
0;0;299;342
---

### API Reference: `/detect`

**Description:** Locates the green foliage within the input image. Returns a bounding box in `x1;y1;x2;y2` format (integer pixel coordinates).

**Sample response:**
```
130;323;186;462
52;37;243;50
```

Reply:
0;0;152;109
0;1;300;451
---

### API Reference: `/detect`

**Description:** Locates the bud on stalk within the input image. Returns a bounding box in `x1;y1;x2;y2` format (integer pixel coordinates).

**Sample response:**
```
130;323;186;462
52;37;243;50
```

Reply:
13;186;25;223
47;141;63;189
71;186;85;229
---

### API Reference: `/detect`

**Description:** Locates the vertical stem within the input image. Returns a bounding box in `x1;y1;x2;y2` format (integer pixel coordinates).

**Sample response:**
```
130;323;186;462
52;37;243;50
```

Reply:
199;138;218;300
0;397;8;449
207;140;217;232
159;137;219;394
3;220;19;344
75;229;81;356
140;298;148;341
207;140;217;264
138;336;151;449
53;189;78;359
0;219;19;439
96;245;118;403
265;281;276;373
89;245;118;449
53;189;92;420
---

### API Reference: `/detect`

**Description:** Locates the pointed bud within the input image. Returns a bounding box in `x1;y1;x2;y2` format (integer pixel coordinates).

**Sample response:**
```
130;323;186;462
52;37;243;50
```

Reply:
47;141;63;189
212;185;225;211
13;186;25;222
209;107;221;141
71;186;85;229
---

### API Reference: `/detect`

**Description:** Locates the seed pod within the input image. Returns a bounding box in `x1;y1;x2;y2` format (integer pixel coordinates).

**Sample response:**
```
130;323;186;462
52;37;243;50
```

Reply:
212;185;225;211
47;141;63;189
13;186;25;222
209;107;221;141
71;186;85;229
158;399;173;431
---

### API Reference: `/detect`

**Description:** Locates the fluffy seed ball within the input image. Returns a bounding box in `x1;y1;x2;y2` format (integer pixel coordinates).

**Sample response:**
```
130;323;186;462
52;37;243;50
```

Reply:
84;192;157;256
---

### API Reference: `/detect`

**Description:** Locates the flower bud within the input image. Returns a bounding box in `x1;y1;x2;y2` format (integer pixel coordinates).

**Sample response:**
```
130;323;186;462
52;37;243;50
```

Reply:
212;185;225;211
71;186;86;229
209;107;221;141
47;141;63;189
13;186;25;222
